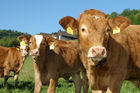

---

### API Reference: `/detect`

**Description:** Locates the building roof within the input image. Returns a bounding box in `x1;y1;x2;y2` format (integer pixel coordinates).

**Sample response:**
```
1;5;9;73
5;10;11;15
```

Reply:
40;30;78;40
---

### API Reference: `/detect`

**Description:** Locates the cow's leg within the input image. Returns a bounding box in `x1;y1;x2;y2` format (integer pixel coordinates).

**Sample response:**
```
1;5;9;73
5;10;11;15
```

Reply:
0;69;4;77
47;78;58;93
3;69;10;87
107;55;128;93
72;72;82;93
16;62;23;73
106;76;123;93
86;70;104;93
33;62;42;93
92;90;104;93
87;70;95;90
82;71;89;93
3;76;9;87
14;72;19;88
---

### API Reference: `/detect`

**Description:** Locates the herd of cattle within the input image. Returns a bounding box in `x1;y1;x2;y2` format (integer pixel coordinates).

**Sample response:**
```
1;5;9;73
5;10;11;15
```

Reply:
0;9;140;93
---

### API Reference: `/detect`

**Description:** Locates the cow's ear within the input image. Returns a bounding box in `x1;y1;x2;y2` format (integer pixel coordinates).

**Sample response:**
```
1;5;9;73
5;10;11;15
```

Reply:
17;35;29;44
108;16;131;34
59;16;79;35
46;36;60;54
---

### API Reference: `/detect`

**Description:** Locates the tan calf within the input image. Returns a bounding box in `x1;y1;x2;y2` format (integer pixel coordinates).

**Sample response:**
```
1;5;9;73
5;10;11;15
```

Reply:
0;35;29;87
29;34;88;93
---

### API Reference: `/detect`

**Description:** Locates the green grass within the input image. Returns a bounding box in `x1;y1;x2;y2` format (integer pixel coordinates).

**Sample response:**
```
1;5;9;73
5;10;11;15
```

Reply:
0;56;139;93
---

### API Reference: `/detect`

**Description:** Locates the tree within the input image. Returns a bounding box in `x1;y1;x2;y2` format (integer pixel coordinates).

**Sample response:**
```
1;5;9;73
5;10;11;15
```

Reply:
0;30;31;47
110;12;118;19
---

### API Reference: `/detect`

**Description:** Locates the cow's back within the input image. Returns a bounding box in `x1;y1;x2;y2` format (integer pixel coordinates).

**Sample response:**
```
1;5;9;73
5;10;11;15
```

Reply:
124;25;140;80
3;47;22;70
0;47;9;67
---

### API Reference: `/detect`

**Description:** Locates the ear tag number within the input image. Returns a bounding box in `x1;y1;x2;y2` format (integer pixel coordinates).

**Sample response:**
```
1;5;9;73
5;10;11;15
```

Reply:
16;48;20;51
113;26;120;34
66;26;74;35
49;43;55;50
20;40;26;49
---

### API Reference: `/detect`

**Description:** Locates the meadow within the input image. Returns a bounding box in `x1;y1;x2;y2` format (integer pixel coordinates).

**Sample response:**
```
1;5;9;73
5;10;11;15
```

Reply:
0;56;139;93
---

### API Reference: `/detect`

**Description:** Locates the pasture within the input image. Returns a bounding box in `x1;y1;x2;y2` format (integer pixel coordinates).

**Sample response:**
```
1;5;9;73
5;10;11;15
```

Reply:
0;56;139;93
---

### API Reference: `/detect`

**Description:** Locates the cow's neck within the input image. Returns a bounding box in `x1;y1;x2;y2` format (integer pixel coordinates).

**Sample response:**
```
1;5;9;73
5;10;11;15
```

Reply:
34;46;48;73
17;49;27;62
38;46;48;62
106;33;129;69
81;52;109;90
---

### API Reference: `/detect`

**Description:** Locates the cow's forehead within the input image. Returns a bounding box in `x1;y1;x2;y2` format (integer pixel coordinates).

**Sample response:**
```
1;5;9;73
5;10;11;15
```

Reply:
80;13;107;23
80;14;108;30
34;35;43;49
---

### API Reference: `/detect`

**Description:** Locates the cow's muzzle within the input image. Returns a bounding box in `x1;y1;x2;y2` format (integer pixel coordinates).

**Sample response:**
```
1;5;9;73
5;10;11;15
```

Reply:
30;49;39;57
88;46;107;62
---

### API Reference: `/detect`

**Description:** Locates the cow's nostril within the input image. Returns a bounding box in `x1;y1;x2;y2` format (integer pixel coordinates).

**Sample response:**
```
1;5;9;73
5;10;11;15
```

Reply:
92;49;96;57
35;51;39;55
101;49;105;56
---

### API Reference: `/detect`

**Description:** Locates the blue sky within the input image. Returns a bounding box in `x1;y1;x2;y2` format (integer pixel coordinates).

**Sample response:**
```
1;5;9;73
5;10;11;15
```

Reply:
0;0;139;35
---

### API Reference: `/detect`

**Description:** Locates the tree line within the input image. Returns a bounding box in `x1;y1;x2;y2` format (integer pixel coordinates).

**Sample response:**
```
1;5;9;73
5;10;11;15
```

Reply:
0;30;30;47
109;8;140;25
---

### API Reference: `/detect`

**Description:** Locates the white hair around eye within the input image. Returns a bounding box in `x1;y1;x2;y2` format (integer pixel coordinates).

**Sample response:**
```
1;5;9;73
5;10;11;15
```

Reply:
80;24;88;36
81;24;88;32
93;15;100;19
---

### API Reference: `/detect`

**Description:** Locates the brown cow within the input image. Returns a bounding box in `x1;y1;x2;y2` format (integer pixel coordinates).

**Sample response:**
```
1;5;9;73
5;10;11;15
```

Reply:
29;34;88;93
59;9;140;93
0;35;29;87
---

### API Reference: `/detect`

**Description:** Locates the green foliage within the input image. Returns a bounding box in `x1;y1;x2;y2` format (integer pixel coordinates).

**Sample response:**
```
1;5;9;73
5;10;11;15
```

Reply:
109;8;140;25
109;12;118;19
0;30;31;47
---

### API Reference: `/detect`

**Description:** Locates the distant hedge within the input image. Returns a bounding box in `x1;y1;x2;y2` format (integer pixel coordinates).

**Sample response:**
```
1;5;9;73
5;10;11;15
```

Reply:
0;30;31;47
109;8;140;25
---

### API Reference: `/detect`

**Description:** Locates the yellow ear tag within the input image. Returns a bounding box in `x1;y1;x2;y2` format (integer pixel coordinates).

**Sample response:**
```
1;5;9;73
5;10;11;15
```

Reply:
113;26;120;34
66;26;74;35
20;40;26;47
16;48;20;51
49;43;55;50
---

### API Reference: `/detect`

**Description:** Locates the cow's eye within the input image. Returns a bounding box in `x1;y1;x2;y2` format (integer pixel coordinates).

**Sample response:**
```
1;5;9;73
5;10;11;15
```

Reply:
106;26;110;32
81;25;88;35
81;27;87;33
29;41;31;44
29;42;32;46
82;28;85;32
105;26;110;36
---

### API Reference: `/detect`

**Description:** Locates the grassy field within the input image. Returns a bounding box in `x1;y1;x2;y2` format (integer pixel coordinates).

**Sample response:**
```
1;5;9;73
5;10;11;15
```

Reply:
0;56;139;93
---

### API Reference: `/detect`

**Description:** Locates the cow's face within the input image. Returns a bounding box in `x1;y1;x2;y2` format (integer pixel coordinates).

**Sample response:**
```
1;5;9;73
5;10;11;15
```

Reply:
79;14;109;62
29;34;46;59
18;35;29;57
59;9;130;65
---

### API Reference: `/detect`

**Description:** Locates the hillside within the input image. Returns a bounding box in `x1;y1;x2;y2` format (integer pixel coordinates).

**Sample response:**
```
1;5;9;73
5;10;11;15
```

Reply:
0;29;31;47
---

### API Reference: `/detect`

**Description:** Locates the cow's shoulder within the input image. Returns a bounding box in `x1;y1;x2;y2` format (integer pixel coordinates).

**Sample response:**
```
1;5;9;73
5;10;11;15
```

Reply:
0;46;10;55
